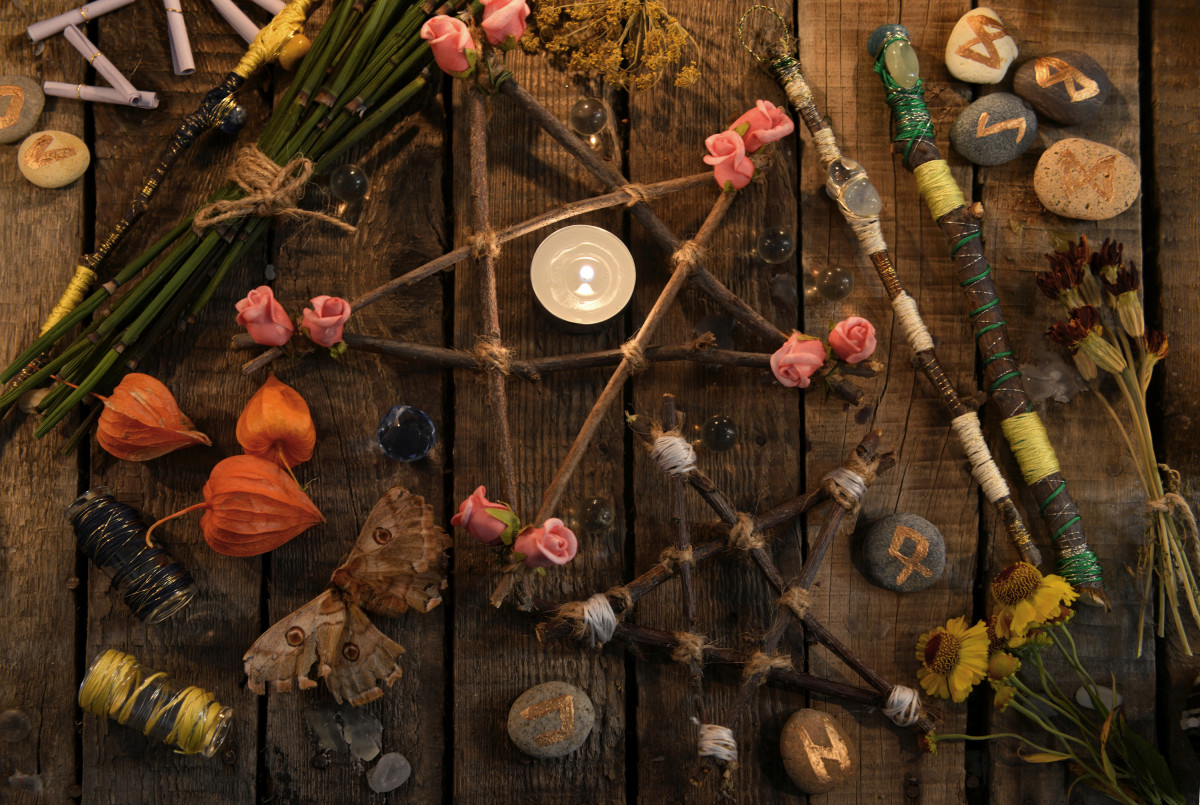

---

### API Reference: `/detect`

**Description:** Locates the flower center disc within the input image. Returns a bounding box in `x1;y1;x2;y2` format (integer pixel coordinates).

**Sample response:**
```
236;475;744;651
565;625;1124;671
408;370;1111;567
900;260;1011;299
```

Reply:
993;562;1042;605
924;632;961;675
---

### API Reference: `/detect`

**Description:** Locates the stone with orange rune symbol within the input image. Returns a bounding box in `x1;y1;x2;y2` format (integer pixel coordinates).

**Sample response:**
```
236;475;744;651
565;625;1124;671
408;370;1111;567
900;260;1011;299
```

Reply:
944;7;1018;84
780;709;857;794
0;76;43;144
857;513;945;593
17;129;89;188
507;681;595;758
1014;50;1111;125
1034;137;1140;221
950;92;1038;166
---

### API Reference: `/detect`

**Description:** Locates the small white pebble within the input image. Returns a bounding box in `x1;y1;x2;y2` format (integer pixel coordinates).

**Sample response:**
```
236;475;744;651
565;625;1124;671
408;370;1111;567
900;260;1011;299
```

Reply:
264;264;276;280
1075;685;1122;710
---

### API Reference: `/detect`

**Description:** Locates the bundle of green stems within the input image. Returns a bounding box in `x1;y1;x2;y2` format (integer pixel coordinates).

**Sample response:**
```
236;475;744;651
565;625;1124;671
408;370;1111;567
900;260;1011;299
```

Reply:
0;0;459;446
1039;236;1199;656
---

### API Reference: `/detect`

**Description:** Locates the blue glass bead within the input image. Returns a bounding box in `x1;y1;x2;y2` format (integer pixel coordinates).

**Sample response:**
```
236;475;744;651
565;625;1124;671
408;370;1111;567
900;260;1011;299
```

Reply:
329;164;370;202
701;415;739;452
376;405;436;462
867;24;910;58
218;103;248;134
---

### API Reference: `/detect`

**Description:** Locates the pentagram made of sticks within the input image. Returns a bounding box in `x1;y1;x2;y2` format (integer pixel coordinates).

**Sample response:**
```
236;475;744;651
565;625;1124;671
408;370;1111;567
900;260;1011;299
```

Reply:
238;76;925;779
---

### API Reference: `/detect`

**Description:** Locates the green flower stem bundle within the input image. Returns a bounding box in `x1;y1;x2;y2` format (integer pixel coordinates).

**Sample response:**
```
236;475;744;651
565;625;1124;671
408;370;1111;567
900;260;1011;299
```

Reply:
868;26;1107;608
0;0;460;439
1040;237;1200;656
915;562;1183;804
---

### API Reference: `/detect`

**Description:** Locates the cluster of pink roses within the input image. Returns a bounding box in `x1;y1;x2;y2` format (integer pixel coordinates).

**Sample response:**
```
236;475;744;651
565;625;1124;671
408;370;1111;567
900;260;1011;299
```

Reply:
419;0;530;78
451;486;578;568
770;316;877;389
703;100;795;191
236;286;352;349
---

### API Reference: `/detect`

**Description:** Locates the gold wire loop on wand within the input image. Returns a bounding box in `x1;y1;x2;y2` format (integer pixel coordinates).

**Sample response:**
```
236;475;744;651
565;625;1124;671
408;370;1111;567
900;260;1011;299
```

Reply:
737;5;792;62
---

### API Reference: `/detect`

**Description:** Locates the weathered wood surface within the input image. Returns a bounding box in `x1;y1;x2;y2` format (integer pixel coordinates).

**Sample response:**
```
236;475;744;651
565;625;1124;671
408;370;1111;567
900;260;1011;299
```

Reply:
0;0;1195;803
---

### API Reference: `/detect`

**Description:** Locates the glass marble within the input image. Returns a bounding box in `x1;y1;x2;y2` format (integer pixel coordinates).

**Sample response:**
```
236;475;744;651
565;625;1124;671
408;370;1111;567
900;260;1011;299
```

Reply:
814;266;854;301
581;496;614;534
826;158;883;217
377;405;436;462
569;97;608;136
884;39;920;89
756;226;796;264
329;163;370;202
701;415;739;452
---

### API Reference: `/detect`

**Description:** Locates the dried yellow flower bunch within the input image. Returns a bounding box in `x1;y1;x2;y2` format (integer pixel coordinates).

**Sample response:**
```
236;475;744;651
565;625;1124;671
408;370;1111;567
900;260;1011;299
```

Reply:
522;0;700;90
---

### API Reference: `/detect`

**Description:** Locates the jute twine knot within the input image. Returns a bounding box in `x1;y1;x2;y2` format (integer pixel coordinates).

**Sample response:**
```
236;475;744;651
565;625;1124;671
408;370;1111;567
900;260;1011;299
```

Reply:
556;586;633;648
743;650;792;681
779;585;812;619
473;337;512;375
619;183;652;206
621;340;649;373
671;631;708;665
470;228;501;260
671;239;705;273
729;512;765;551
824;451;880;511
659;545;695;573
193;146;355;234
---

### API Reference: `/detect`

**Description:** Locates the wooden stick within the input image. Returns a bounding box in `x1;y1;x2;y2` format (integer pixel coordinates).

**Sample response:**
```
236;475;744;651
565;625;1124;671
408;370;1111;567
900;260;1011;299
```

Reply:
239;171;713;374
470;89;518;509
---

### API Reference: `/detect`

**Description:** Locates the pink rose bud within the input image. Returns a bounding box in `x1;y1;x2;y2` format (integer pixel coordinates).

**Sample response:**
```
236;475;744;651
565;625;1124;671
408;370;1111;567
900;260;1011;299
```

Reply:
829;316;877;364
300;295;352;348
730;99;795;154
419;15;477;76
513;518;578;568
236;285;294;346
480;0;530;48
702;130;755;191
451;485;515;546
770;332;827;389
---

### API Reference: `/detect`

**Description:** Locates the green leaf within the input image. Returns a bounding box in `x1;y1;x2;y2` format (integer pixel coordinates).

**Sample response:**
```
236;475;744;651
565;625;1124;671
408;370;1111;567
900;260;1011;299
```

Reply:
486;507;521;545
1018;750;1070;764
1120;728;1185;802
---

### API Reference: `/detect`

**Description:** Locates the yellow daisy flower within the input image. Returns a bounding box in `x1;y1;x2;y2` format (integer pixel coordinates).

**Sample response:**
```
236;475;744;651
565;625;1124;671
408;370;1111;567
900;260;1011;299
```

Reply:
915;616;989;702
991;562;1078;638
991;682;1016;712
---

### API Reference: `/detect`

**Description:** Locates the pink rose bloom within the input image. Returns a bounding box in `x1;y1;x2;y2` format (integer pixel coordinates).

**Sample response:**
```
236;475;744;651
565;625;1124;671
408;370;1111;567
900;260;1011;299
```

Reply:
419;15;477;76
451;485;513;546
480;0;530;47
730;99;795;154
300;295;351;348
770;333;827;388
829;316;877;363
236;286;294;346
513;518;578;568
703;131;755;191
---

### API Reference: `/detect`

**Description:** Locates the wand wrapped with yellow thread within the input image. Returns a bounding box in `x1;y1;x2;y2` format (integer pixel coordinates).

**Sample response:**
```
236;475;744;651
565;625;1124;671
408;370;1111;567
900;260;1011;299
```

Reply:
867;24;1107;607
737;6;1040;568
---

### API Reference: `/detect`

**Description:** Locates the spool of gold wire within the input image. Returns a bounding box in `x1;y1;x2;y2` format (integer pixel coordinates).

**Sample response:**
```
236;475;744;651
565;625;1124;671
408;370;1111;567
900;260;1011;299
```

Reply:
78;650;232;756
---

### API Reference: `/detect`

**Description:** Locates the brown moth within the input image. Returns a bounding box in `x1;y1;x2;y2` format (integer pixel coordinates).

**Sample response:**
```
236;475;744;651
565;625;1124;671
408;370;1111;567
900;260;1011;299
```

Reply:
243;487;451;706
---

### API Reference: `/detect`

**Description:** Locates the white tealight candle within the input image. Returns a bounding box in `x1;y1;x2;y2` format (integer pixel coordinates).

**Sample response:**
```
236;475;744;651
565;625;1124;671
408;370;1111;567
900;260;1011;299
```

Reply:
530;225;636;328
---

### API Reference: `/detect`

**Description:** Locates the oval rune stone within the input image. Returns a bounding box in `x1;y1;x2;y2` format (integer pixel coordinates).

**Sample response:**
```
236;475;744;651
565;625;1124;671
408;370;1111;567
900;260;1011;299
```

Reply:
17;130;89;188
950;93;1038;166
1034;138;1140;221
859;513;945;593
0;76;44;145
1013;50;1111;125
780;709;857;794
507;681;594;758
944;8;1018;84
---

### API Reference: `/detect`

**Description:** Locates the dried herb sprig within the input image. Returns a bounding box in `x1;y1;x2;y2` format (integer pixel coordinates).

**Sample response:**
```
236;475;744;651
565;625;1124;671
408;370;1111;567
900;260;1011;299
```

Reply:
522;0;700;89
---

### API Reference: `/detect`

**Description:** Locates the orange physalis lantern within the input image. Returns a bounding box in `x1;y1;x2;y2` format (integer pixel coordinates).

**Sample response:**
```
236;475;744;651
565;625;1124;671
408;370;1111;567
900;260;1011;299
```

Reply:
236;376;316;469
95;373;211;461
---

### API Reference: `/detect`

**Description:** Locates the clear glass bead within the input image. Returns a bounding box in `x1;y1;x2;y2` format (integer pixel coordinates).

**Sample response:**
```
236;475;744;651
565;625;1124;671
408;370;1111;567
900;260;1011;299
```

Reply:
701;415;739;452
581;496;614;534
756;226;796;264
884;39;920;89
376;405;435;462
826;158;882;218
813;266;854;301
569;97;608;136
329;163;370;202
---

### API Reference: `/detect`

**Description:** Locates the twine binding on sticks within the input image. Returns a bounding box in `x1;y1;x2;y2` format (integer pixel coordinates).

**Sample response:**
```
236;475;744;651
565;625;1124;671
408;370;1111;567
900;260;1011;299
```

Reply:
695;720;738;763
473;337;512;375
822;449;880;511
659;545;694;573
950;412;1011;504
557;588;632;648
470;227;501;259
729;512;766;551
671;631;708;665
743;650;793;681
883;685;922;727
619;183;652;206
193;146;355;234
620;340;649;373
671;239;706;273
650;432;697;475
779;585;812;619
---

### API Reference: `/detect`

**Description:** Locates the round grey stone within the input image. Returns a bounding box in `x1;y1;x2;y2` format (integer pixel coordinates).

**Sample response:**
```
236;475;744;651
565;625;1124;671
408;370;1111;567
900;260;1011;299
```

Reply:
0;77;44;145
950;93;1037;166
507;681;594;758
366;753;411;793
859;514;945;593
1013;50;1110;126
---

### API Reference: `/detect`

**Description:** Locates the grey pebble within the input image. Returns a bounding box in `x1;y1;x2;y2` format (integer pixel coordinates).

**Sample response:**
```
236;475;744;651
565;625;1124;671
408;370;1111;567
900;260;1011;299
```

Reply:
950;93;1037;166
507;681;594;758
367;753;411;793
0;77;44;145
859;513;945;593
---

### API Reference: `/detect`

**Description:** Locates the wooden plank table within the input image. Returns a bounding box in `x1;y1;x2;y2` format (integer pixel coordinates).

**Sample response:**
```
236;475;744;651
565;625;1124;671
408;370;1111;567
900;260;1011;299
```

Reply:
0;0;1196;802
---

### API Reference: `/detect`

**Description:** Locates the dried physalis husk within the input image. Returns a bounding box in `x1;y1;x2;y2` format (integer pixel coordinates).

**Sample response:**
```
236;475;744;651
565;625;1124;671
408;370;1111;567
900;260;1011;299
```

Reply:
96;373;212;461
200;455;324;557
236;375;316;469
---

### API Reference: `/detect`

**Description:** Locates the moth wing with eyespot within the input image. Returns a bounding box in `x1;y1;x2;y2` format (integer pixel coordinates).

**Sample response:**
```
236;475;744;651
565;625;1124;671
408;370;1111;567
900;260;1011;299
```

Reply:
323;600;405;706
243;588;346;695
330;486;451;617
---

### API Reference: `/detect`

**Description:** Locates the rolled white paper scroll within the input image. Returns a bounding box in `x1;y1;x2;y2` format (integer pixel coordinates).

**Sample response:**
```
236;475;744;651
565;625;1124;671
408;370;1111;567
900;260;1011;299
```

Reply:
44;82;159;109
26;0;135;42
62;25;142;105
162;0;195;76
247;0;286;13
210;0;259;43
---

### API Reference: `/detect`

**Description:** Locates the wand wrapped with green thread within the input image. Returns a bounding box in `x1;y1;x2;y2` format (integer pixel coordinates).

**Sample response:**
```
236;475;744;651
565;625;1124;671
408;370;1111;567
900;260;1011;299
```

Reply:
737;6;1039;567
867;25;1107;607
